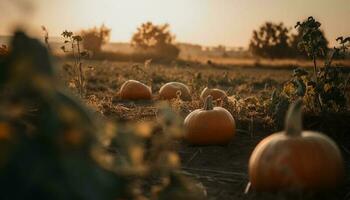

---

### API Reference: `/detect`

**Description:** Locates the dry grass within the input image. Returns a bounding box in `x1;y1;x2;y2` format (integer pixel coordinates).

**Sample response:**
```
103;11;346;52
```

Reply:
58;59;350;200
181;56;350;68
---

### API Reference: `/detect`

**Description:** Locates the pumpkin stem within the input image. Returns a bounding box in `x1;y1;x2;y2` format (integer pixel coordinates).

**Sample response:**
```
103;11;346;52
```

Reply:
204;95;214;110
285;99;303;137
176;90;182;100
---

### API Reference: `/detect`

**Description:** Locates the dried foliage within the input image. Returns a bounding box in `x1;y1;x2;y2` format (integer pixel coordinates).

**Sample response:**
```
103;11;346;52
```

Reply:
0;31;204;200
61;30;89;97
270;25;350;127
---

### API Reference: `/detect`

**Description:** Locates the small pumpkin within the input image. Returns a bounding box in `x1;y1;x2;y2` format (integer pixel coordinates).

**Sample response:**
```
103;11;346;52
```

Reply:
184;95;236;145
200;87;227;101
248;100;344;191
159;82;191;101
119;80;152;100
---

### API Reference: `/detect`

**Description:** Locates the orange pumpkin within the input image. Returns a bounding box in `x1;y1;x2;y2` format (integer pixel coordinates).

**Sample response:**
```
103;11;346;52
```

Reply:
200;87;227;101
119;80;152;100
248;100;344;191
184;95;236;145
159;82;191;101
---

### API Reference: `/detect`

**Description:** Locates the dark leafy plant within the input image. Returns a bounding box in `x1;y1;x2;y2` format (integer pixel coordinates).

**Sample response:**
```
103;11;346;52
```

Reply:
81;24;111;55
0;31;126;200
270;17;349;127
61;30;88;97
295;16;329;80
270;37;349;124
0;44;9;86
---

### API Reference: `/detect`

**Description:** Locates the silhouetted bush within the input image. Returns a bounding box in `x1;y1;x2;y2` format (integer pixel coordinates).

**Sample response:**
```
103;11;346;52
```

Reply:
131;22;180;61
249;22;292;59
81;24;111;55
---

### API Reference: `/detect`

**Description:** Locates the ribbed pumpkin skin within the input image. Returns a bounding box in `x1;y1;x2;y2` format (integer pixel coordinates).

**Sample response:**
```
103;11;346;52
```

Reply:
249;131;344;191
159;82;191;101
119;80;152;100
200;88;227;101
184;107;235;145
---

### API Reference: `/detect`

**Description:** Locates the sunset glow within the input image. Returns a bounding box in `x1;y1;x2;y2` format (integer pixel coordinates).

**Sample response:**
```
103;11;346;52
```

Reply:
1;0;349;47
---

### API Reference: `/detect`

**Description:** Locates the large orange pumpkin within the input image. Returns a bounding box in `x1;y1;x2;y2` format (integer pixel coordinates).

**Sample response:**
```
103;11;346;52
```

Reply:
119;80;152;100
248;100;344;191
184;95;236;145
200;87;227;101
159;82;191;101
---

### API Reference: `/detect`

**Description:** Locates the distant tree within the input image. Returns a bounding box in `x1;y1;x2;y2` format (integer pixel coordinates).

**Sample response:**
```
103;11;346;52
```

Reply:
81;24;111;54
216;45;226;52
131;22;180;60
249;22;292;59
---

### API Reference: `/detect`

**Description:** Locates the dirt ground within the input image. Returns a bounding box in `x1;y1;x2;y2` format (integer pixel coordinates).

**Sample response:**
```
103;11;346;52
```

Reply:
58;59;350;200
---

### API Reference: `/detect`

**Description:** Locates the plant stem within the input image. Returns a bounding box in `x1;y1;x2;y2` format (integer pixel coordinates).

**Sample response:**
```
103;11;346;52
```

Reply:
312;54;323;111
344;74;350;95
204;95;214;110
312;54;317;82
76;40;84;97
71;38;77;67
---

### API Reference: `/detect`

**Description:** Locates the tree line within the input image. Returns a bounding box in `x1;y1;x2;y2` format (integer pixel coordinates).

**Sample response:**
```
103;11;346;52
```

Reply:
249;19;329;59
79;22;179;61
76;17;346;61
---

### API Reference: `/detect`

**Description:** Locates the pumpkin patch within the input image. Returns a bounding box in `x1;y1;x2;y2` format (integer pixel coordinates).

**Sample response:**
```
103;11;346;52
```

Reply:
1;12;350;200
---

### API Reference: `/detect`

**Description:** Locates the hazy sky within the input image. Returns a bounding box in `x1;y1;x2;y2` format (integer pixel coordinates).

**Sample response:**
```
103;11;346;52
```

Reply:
1;0;349;47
